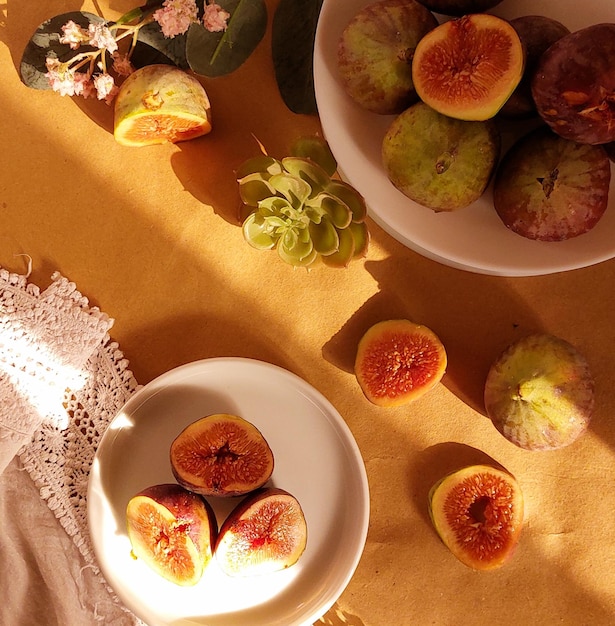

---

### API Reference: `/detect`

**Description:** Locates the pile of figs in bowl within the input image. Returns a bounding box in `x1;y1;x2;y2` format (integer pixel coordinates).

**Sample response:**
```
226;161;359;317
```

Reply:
314;0;615;275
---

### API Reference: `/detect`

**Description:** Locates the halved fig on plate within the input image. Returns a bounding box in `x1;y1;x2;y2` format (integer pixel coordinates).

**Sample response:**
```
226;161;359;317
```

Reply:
216;487;308;577
126;483;217;586
170;413;274;497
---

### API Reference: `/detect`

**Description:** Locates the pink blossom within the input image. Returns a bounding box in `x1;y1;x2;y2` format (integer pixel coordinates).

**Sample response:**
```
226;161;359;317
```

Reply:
45;57;78;96
73;73;96;99
153;0;198;38
112;52;134;77
93;73;118;102
87;23;118;54
203;3;230;33
59;20;90;50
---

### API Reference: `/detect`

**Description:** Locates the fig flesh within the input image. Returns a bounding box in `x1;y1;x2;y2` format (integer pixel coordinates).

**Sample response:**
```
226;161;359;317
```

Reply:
337;0;438;115
484;334;594;451
416;0;503;17
215;487;307;577
429;465;524;570
170;414;274;497
114;65;212;147
412;14;524;121
499;16;570;119
126;483;217;586
354;319;447;407
532;23;615;145
382;101;500;211
493;125;611;241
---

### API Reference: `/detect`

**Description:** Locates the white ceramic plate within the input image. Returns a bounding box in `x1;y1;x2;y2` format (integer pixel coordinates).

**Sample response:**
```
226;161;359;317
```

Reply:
88;358;369;626
314;0;615;276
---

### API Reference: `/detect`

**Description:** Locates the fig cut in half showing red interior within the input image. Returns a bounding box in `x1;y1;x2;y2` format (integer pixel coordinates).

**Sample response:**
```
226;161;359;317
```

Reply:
170;413;275;497
354;319;447;407
216;487;308;577
429;464;524;570
126;483;217;586
412;13;524;121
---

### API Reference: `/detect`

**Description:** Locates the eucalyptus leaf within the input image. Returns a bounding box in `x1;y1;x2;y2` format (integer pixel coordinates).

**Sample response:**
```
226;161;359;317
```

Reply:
272;0;323;115
186;0;267;77
133;21;189;69
19;12;104;90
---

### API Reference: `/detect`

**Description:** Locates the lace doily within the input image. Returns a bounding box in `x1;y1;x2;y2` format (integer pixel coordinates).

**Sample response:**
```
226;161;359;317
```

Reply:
0;267;141;622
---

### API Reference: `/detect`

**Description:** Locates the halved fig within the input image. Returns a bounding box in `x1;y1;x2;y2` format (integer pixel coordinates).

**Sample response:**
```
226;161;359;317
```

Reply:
215;487;308;577
354;319;447;407
337;0;439;115
493;125;611;241
382;101;500;211
170;414;274;497
126;483;217;586
429;465;524;570
412;14;524;121
484;334;594;451
532;23;615;145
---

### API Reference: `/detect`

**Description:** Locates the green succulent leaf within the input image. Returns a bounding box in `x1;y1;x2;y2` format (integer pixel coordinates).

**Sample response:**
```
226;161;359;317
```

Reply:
290;136;337;177
281;157;331;196
326;180;368;223
238;173;278;206
309;218;339;256
242;213;277;250
236;155;283;179
269;173;312;208
311;193;352;229
278;238;317;266
272;0;323;115
186;0;267;77
322;227;355;268
348;221;370;258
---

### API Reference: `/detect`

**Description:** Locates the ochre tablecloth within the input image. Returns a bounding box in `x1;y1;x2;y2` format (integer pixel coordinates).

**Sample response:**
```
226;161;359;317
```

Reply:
2;1;615;625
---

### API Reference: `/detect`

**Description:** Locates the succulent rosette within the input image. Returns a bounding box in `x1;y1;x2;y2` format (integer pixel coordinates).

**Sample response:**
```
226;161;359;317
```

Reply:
238;155;369;268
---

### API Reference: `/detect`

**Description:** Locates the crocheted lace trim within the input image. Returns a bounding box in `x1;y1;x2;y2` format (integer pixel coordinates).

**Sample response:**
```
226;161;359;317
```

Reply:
0;267;141;622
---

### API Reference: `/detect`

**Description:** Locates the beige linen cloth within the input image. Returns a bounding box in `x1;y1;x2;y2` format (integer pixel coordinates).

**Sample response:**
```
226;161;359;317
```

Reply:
0;266;140;625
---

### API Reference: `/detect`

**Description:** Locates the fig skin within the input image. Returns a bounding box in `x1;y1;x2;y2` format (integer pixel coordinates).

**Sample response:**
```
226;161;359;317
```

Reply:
114;64;212;147
354;319;447;407
337;0;438;115
531;23;615;145
484;334;595;451
412;14;524;121
429;465;524;571
499;16;570;119
215;487;308;577
493;125;611;241
416;0;503;17
170;414;274;497
126;483;218;586
382;101;500;212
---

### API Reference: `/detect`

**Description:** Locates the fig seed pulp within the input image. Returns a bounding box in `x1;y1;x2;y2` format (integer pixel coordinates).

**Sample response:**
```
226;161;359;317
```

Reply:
170;414;275;497
429;465;524;570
